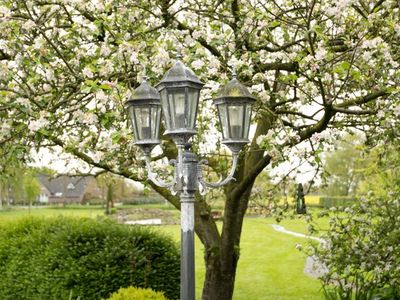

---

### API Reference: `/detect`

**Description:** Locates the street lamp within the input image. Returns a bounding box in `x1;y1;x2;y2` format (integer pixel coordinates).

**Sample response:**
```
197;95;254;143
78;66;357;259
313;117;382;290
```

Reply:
125;57;255;300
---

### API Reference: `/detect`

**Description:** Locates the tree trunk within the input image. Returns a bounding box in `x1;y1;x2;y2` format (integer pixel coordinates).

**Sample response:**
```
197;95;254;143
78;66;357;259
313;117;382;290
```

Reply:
202;251;237;300
194;114;274;299
105;184;113;215
198;185;254;300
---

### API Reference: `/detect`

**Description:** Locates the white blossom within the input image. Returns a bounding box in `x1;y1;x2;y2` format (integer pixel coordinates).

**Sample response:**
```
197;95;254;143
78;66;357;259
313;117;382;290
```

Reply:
22;20;36;31
192;30;203;40
315;47;327;61
259;91;270;103
95;90;108;102
82;67;94;78
191;59;204;70
28;114;49;132
129;52;139;64
323;73;333;82
153;48;170;68
256;134;267;145
393;105;400;117
92;151;104;163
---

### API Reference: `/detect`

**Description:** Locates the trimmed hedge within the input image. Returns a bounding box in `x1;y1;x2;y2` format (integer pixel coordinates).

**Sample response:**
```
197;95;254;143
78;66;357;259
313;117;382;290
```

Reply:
0;217;180;300
122;195;166;205
108;286;167;300
319;196;357;208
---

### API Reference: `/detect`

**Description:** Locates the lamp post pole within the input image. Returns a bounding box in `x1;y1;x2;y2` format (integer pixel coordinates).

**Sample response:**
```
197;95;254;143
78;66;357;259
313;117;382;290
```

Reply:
125;55;256;300
179;148;197;300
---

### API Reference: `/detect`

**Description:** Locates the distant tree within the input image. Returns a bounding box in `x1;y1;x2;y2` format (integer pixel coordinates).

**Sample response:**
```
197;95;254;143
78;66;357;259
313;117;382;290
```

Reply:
8;168;26;205
295;183;306;214
96;172;131;214
23;170;41;210
320;135;366;196
356;144;400;199
320;133;400;199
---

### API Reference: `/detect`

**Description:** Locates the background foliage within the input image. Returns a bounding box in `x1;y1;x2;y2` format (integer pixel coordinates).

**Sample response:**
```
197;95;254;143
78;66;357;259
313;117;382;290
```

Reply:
0;217;180;300
307;143;400;299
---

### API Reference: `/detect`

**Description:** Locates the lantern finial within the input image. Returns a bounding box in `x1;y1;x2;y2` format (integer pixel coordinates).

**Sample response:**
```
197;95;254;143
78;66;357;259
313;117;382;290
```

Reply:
143;66;148;82
176;48;183;60
232;66;237;79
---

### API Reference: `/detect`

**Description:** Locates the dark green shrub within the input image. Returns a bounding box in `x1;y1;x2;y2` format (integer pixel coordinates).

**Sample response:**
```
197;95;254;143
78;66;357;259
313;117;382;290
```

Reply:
0;217;180;300
108;286;167;300
319;196;357;208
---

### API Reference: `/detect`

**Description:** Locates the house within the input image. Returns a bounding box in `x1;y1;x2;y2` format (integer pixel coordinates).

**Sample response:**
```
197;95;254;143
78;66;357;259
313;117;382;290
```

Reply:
37;174;102;204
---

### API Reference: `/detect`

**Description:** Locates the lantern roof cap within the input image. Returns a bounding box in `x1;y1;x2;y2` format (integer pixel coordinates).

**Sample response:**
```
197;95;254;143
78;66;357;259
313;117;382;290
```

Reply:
156;60;204;87
128;78;160;102
215;77;256;100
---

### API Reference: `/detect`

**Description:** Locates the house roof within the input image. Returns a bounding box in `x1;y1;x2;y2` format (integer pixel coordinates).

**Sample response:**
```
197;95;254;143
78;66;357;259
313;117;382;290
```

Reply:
37;174;93;198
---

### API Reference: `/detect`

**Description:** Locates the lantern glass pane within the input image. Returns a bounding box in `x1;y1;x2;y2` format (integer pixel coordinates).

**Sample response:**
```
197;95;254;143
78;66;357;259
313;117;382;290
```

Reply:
128;106;139;140
168;88;186;129
243;104;252;139
228;105;244;139
187;88;199;129
217;104;229;139
151;106;161;139
160;89;171;130
175;90;186;128
135;107;151;140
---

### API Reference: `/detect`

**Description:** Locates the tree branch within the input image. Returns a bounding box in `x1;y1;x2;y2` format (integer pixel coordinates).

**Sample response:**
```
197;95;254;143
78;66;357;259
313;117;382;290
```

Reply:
175;21;224;61
0;50;11;60
259;61;299;72
335;90;390;108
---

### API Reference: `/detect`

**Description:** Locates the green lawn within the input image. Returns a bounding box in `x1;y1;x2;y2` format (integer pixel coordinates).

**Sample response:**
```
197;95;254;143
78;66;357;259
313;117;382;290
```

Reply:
0;206;324;299
0;205;104;221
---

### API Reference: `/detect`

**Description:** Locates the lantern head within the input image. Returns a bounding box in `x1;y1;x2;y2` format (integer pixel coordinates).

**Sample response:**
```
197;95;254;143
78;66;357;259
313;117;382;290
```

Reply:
156;58;204;145
125;77;162;154
213;74;256;153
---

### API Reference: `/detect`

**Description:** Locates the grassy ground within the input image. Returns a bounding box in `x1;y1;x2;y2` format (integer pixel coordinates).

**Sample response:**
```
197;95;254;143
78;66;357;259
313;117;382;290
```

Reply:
0;205;324;299
0;205;104;222
158;218;323;300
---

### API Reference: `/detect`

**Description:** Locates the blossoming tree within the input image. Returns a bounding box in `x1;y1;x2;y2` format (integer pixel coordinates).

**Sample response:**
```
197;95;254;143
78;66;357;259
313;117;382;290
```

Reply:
1;0;399;298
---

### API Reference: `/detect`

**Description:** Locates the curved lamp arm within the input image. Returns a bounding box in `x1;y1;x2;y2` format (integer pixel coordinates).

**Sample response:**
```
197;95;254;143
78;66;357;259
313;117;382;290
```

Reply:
198;152;238;192
145;155;177;192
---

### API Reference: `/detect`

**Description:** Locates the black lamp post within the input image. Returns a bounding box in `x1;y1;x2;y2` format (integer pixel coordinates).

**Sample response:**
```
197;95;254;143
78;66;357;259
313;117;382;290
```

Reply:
125;57;255;300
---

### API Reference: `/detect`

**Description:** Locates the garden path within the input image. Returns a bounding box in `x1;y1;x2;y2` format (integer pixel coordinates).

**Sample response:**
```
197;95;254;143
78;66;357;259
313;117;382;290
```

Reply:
270;224;329;278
